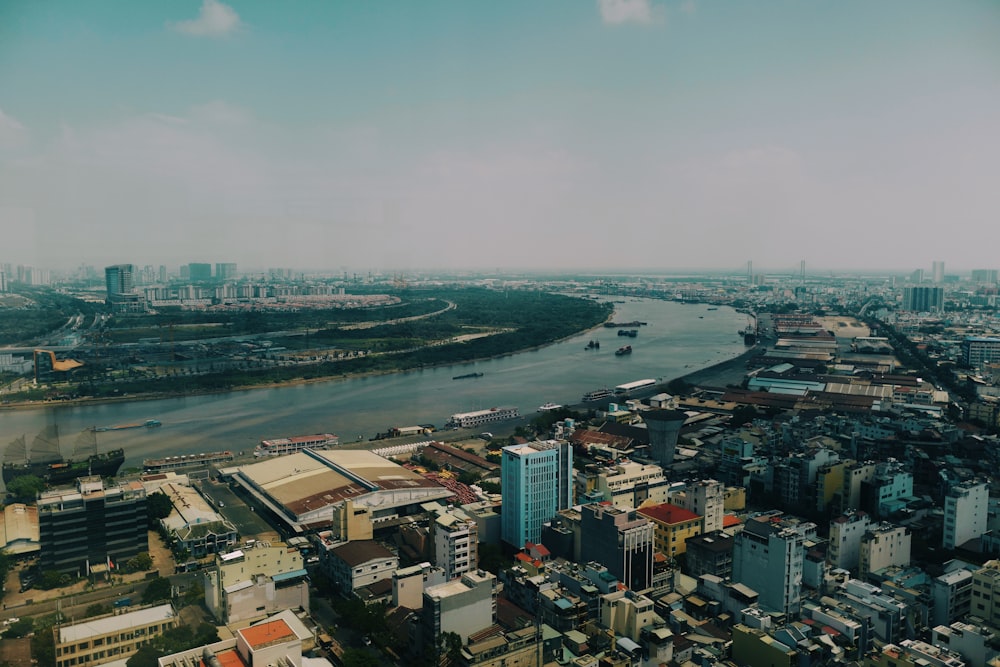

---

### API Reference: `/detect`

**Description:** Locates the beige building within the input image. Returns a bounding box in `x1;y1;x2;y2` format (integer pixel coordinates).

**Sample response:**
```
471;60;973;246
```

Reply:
859;523;911;576
55;604;176;667
204;541;308;624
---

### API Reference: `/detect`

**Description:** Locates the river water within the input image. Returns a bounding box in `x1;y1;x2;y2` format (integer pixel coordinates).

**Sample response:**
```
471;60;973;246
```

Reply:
0;298;747;469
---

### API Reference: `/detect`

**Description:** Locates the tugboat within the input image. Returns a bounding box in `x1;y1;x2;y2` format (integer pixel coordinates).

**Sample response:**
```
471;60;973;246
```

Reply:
585;340;600;350
615;345;633;356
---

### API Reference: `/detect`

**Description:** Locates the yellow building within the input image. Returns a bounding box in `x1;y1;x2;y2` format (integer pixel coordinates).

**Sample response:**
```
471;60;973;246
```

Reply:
637;502;702;557
54;604;177;667
816;461;846;513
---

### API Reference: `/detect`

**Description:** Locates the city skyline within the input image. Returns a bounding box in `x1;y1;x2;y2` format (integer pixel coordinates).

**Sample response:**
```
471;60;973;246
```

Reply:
2;1;999;272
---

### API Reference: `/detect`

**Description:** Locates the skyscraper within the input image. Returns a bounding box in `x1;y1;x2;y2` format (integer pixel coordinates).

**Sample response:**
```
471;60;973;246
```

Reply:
933;260;945;284
902;286;944;312
104;263;134;300
501;440;573;548
580;503;654;592
188;262;212;282
215;262;238;282
733;513;816;617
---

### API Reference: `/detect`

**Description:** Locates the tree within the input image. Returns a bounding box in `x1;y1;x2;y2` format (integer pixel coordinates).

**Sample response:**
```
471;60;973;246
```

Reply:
142;576;172;604
147;491;174;524
1;617;33;639
85;602;112;617
342;649;379;667
127;552;153;572
5;475;45;499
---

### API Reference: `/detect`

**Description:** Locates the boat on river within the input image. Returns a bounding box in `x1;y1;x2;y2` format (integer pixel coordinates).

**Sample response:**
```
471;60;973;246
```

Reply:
91;419;161;432
453;372;485;380
537;403;563;412
615;345;633;356
582;388;614;402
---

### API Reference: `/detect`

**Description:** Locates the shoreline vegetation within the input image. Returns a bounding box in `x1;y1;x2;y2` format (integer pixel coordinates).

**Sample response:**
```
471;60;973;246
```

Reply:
1;288;616;410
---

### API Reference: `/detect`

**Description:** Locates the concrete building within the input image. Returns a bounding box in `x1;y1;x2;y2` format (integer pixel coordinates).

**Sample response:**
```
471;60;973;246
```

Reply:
828;510;871;571
426;503;479;580
933;563;976;627
392;562;447;610
579;460;671;509
188;263;212;282
38;477;148;576
733;513;817;618
931;621;999;667
204;541;308;624
54;603;176;667
672;479;724;533
104;264;140;312
962;338;1000;370
0;502;39;558
215;262;238;282
860;523;911;576
637;502;702;559
422;570;498;643
944;480;989;550
599;589;660;643
158;611;313;667
642;410;687;467
580;503;654;592
322;540;398;597
902;286;944;312
970;560;1000;628
685;530;734;580
500;440;573;548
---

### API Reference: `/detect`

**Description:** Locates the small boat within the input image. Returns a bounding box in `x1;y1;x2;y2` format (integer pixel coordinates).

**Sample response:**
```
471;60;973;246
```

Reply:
453;372;485;380
537;403;563;412
582;388;614;402
585;340;600;350
615;345;633;356
91;419;161;432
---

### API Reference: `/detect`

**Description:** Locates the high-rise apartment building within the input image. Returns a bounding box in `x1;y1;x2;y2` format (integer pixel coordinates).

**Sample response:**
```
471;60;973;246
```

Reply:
674;479;724;533
933;260;945;284
902;286;944;312
972;269;998;284
501;440;573;548
943;480;988;550
215;262;238;282
733;513;816;617
188;262;212;282
38;476;148;576
827;510;870;571
580;503;654;592
427;503;479;580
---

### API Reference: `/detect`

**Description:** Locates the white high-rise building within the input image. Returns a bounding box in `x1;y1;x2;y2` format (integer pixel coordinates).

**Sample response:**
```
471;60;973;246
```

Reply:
944;480;989;550
933;260;945;284
827;510;871;571
733;513;816;617
675;479;725;533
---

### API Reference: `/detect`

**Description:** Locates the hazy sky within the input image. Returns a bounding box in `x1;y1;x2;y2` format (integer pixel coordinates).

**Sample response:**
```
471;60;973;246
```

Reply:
2;0;999;274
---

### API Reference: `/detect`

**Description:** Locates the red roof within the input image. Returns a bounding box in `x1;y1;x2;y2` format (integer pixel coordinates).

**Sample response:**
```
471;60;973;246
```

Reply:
723;514;741;528
638;503;700;525
240;619;295;650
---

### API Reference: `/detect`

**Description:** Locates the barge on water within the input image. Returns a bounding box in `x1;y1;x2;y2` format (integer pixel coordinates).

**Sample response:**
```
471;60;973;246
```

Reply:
143;451;235;473
446;407;520;429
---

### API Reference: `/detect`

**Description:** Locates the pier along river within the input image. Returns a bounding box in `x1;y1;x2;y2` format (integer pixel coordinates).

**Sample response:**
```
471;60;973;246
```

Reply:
0;299;748;470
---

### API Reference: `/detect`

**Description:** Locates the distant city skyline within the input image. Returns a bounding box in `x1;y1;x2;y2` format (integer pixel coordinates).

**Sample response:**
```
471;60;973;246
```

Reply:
1;1;998;271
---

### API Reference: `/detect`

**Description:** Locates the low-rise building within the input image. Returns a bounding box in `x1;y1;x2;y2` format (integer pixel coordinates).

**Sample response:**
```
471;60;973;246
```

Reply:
157;483;238;558
204;541;308;624
55;604;176;667
323;540;398;597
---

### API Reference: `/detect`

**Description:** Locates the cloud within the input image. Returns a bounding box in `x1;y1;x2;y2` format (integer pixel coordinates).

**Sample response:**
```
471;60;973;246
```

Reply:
598;0;656;25
170;0;242;37
0;108;28;148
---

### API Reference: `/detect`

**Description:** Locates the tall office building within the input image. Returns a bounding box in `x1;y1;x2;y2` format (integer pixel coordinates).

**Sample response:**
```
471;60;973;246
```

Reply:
733;513;816;617
961;337;1000;370
943;480;988;550
501;440;573;548
38;477;148;576
105;263;135;300
902;286;944;312
933;260;945;284
643;409;687;467
580;503;654;592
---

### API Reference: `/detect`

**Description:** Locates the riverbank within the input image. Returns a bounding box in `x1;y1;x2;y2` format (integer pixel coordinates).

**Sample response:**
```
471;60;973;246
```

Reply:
0;312;619;413
670;342;763;390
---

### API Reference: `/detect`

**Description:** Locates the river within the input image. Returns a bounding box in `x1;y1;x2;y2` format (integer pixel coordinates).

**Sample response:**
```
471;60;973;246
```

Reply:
0;298;748;469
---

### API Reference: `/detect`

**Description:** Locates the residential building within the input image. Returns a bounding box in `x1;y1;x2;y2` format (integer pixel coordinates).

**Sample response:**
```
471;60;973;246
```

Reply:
188;263;212;282
733;513;817;617
215;262;237;282
673;479;724;533
204;541;308;624
580;460;671;509
392;562;446;610
599;589;660;643
944;480;989;550
902;286;944;312
38;477;148;576
427;503;478;580
685;530;734;580
970;560;1000;628
422;570;498;643
637;502;702;558
157;483;238;558
501;440;573;548
860;523;911;577
828;510;871;571
54;604;176;667
931;621;999;667
580;503;654;592
971;269;998;284
158;611;313;667
322;540;398;597
933;563;976;627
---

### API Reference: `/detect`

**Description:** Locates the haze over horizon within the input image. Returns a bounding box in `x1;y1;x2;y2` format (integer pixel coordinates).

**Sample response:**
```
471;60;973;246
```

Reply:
2;1;999;274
